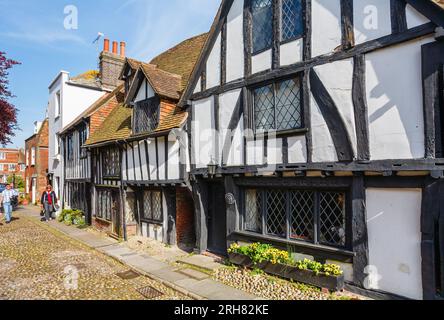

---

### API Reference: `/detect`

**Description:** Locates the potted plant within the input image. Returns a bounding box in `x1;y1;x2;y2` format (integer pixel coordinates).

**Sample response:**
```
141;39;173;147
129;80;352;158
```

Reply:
228;243;345;292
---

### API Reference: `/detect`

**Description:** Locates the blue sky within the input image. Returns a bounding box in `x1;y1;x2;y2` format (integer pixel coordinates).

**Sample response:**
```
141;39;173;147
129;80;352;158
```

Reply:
0;0;220;149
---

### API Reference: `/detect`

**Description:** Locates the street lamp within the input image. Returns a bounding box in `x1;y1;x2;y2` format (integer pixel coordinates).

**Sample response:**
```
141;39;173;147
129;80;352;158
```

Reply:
207;158;218;178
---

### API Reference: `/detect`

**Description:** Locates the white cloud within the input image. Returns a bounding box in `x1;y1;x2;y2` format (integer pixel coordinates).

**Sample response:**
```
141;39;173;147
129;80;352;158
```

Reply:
0;31;86;45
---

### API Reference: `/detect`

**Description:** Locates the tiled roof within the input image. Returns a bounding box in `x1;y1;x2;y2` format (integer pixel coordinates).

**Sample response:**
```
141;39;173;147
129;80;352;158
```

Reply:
139;63;182;100
150;33;208;91
69;70;102;89
155;101;187;133
84;102;132;147
433;0;444;9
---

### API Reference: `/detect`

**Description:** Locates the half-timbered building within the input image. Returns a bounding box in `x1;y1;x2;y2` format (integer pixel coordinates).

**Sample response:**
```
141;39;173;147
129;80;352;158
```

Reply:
85;34;206;245
181;0;444;300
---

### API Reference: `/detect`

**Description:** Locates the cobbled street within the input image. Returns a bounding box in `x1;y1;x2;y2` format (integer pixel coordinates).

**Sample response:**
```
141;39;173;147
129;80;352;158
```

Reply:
0;208;186;300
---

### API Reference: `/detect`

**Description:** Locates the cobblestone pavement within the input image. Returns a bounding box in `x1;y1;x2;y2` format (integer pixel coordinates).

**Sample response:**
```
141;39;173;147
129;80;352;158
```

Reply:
0;211;187;300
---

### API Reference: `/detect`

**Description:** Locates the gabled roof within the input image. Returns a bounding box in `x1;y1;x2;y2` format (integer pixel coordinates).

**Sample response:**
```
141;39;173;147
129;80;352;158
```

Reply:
139;62;182;100
84;102;132;147
69;70;102;89
60;85;124;135
150;33;208;91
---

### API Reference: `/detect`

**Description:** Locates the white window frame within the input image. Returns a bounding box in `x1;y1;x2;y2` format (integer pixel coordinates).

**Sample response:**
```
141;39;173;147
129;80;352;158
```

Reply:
55;91;61;118
31;147;36;166
0;152;5;160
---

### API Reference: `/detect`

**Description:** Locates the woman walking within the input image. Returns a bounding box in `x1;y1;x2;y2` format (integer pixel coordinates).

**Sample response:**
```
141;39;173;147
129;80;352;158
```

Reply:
40;185;58;222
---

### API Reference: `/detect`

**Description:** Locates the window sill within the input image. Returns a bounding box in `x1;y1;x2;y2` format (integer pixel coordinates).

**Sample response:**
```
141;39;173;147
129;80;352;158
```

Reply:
247;128;308;141
140;218;163;226
231;231;355;262
280;35;304;46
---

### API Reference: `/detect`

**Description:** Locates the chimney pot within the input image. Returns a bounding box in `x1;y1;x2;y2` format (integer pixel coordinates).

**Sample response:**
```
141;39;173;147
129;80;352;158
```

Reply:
103;39;110;52
120;41;126;58
112;41;118;54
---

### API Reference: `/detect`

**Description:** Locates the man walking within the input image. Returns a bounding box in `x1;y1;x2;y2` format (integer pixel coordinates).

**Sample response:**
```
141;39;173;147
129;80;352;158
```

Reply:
0;184;18;224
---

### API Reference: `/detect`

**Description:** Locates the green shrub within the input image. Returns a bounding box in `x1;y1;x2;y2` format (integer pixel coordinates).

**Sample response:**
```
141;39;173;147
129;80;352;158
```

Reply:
58;209;85;227
228;243;343;277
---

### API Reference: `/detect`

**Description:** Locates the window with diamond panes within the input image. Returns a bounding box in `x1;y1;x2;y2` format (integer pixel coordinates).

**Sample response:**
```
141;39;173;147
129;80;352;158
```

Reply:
244;189;347;248
142;191;163;223
134;97;160;135
319;192;346;247
252;0;273;53
281;0;303;42
103;147;120;178
253;78;302;132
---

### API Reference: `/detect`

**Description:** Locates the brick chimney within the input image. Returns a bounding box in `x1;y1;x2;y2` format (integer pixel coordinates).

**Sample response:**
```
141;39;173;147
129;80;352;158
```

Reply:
99;38;125;90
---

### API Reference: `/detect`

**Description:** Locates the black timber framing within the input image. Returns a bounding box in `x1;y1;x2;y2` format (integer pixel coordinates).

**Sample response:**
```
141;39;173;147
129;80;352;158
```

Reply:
243;0;252;78
144;139;151;181
310;71;354;162
221;16;227;86
187;23;436;103
421;178;444;300
422;40;444;159
391;0;408;34
272;0;281;70
214;94;221;165
303;0;312;61
302;69;313;163
340;0;354;49
352;55;371;161
405;0;444;28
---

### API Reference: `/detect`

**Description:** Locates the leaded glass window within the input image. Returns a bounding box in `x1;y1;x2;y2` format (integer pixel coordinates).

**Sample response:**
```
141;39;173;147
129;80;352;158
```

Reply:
319;192;346;247
102;147;120;178
281;0;303;42
79;123;88;157
253;78;302;132
142;191;163;223
252;0;273;53
244;189;347;248
134;97;160;135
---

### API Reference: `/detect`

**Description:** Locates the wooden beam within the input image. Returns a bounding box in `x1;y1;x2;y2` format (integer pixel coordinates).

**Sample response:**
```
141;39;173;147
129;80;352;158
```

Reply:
405;0;444;27
391;0;408;34
189;23;435;103
244;0;253;77
272;0;281;70
352;55;370;161
341;0;355;49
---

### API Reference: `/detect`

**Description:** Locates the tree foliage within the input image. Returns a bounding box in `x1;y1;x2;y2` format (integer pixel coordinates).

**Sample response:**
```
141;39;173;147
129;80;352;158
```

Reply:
0;52;20;145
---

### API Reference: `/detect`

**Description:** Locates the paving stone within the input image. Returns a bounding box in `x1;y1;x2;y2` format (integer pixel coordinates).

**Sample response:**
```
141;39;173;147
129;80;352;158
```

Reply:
178;268;209;281
0;209;186;300
177;255;222;272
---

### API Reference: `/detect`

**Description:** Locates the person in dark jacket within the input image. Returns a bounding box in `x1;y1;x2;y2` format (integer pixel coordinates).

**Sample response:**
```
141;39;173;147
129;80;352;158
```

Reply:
40;185;58;222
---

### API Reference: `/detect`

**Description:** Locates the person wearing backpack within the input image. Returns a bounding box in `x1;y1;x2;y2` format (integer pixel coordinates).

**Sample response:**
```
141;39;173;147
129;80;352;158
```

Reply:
40;185;58;222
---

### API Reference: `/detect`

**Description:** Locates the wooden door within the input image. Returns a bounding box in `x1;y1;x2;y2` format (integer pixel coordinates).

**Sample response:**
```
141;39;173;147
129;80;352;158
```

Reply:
207;182;227;255
111;190;121;237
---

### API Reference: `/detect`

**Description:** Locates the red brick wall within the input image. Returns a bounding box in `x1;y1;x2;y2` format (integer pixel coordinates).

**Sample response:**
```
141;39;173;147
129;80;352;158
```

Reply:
176;187;195;246
92;217;112;234
0;148;25;183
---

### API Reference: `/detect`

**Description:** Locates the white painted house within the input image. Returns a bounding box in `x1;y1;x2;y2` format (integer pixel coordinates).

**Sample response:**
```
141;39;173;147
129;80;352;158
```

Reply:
181;0;444;300
47;71;106;210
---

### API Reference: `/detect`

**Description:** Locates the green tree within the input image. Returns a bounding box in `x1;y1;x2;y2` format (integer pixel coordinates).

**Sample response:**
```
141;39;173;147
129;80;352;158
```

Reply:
7;175;24;190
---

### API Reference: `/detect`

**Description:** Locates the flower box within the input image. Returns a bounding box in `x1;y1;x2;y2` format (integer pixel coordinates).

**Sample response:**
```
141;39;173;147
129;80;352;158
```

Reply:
229;253;345;292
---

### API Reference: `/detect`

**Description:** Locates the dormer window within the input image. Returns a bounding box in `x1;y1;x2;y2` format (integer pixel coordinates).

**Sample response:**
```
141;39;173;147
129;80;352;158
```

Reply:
133;96;160;135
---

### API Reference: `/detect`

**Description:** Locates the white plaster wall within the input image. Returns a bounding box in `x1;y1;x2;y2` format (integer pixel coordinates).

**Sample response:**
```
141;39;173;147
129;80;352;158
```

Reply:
134;79;155;103
206;32;222;89
314;59;357;158
121;149;127;180
193;77;201;94
366;188;423;300
157;137;166;180
406;4;430;29
62;84;105;129
227;118;244;167
311;0;342;57
219;89;242;165
246;138;265;166
226;0;245;82
133;142;142;181
139;141;148;180
147;138;158;180
267;138;283;165
252;49;272;74
167;140;180;180
280;38;303;67
288;136;308;163
310;94;338;162
354;0;391;45
192;97;215;169
366;36;433;160
126;145;135;181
